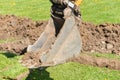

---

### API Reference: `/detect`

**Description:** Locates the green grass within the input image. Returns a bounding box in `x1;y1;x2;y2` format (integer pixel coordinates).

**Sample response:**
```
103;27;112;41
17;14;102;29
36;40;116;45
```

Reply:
86;53;120;60
25;62;120;80
0;52;120;80
0;52;28;79
47;62;120;80
0;0;51;20
0;38;16;44
0;0;120;24
81;0;120;24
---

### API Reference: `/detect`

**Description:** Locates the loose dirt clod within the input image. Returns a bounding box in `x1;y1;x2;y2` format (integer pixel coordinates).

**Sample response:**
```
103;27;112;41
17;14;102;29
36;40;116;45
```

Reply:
0;15;120;70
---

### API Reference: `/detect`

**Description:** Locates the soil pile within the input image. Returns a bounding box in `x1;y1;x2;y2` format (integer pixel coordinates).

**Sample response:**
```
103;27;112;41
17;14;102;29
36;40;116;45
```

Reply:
0;15;46;42
71;54;120;70
0;15;120;70
80;22;120;54
0;15;120;54
0;15;46;54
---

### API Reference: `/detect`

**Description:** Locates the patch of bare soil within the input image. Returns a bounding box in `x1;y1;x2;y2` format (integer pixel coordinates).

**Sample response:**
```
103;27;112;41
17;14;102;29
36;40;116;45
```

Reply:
80;22;120;54
70;54;120;70
0;15;46;54
0;15;120;70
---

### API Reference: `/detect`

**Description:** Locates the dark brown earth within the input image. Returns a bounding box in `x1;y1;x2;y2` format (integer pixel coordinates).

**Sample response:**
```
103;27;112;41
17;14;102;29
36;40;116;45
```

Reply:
80;22;120;54
0;15;120;70
0;15;46;54
70;54;120;70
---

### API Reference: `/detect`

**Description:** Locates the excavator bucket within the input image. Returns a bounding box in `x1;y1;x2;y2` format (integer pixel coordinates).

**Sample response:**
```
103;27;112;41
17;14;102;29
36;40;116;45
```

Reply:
20;8;82;68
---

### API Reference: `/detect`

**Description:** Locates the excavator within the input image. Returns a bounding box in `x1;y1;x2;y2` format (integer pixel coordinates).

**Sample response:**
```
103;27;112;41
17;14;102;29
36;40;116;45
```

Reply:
20;0;83;68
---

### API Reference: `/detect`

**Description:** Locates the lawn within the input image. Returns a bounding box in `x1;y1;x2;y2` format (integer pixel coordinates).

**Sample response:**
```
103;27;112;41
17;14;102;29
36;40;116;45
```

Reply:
0;0;119;24
0;0;120;80
0;52;120;80
0;0;51;20
81;0;120;24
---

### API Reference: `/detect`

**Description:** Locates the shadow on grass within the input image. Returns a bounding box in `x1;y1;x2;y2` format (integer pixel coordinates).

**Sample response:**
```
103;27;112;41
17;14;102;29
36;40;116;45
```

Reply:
1;52;17;58
26;67;53;80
